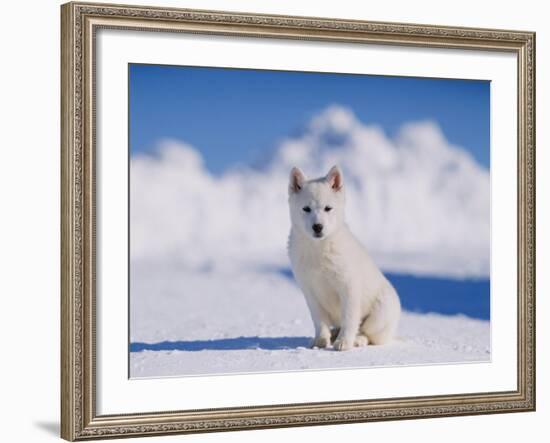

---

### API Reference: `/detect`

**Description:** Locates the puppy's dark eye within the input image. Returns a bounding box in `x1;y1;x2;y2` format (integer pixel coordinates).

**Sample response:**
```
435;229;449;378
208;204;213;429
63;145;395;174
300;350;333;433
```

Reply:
324;206;333;212
302;206;311;213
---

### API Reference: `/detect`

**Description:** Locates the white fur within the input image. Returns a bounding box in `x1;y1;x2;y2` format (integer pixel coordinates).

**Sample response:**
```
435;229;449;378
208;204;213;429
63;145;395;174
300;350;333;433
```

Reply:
288;166;401;351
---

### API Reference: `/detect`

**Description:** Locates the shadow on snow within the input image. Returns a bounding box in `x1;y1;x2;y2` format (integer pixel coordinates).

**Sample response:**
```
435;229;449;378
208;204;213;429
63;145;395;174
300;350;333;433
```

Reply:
130;336;311;352
277;268;490;320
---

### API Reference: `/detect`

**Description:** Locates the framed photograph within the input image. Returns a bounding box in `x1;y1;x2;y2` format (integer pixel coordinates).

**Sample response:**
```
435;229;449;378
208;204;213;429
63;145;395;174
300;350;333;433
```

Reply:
61;1;536;440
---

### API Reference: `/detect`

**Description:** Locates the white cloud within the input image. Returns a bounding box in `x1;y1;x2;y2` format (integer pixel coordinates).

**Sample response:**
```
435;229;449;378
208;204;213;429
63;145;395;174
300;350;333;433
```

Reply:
130;105;489;278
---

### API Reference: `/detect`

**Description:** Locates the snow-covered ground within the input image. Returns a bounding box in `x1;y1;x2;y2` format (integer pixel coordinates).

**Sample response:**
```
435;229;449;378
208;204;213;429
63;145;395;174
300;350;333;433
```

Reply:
130;265;490;378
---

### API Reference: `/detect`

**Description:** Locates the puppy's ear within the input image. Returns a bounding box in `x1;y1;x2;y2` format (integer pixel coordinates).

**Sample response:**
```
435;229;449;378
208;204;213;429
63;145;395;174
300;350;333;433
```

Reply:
289;167;306;193
326;165;344;191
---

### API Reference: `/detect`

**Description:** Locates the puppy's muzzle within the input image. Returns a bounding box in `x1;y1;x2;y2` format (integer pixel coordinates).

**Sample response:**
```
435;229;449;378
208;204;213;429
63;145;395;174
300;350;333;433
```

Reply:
312;223;324;237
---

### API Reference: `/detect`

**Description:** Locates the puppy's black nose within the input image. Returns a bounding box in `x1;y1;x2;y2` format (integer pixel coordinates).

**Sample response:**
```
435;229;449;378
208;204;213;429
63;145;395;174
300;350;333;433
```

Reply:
312;223;323;234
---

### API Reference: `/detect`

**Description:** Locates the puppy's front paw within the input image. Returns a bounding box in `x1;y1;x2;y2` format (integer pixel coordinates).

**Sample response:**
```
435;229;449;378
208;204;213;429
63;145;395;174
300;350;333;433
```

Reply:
333;337;354;351
354;334;369;347
311;335;330;349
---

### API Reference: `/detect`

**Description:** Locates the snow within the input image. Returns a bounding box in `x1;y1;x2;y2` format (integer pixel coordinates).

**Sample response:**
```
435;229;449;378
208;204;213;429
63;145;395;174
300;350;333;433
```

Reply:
130;266;490;378
130;105;489;279
129;106;491;378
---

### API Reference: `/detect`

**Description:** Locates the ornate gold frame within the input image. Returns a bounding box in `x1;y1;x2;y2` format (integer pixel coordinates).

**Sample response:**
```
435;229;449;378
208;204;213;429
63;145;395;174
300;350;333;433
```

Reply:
61;2;536;440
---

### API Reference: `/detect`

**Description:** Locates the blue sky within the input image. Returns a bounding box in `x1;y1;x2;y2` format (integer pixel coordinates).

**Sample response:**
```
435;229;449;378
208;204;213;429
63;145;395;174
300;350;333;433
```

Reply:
129;64;490;174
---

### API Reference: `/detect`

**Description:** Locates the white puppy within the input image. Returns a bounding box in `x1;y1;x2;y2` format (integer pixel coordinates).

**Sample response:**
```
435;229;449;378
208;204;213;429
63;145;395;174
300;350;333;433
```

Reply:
287;166;401;351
